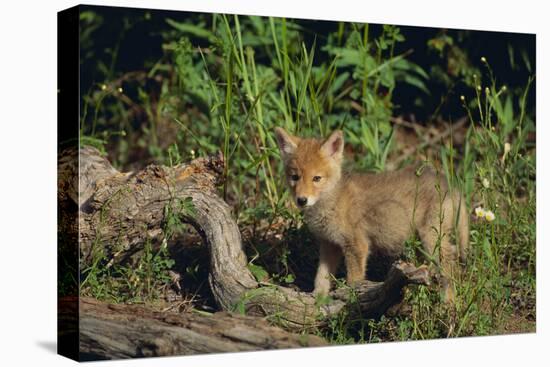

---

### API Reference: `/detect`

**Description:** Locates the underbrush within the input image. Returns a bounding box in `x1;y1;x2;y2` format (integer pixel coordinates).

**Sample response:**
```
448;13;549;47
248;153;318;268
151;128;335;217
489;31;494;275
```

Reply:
77;11;536;342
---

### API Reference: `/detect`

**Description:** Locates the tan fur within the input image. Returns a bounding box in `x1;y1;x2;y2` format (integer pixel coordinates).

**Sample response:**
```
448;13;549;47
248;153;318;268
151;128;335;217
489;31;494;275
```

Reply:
274;127;469;302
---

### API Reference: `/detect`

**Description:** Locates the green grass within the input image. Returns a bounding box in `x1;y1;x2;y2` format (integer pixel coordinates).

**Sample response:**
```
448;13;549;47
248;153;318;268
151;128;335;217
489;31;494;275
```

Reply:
77;13;536;341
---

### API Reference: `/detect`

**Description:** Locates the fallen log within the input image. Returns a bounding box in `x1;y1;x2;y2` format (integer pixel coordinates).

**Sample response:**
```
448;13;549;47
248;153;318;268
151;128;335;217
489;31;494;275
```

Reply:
60;297;327;360
58;147;429;334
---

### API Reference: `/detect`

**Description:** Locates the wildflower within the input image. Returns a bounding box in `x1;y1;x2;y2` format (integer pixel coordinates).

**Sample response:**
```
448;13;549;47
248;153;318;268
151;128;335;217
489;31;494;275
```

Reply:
460;95;465;102
475;207;485;218
481;56;487;63
477;85;482;92
190;149;196;159
485;87;490;94
117;87;123;93
475;206;496;222
101;84;107;91
501;142;511;164
501;85;507;92
504;142;511;154
482;178;490;189
484;210;495;222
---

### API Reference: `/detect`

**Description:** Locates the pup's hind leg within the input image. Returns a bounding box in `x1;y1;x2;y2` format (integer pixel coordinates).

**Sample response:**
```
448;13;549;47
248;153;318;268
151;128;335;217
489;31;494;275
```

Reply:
438;235;458;303
418;203;459;303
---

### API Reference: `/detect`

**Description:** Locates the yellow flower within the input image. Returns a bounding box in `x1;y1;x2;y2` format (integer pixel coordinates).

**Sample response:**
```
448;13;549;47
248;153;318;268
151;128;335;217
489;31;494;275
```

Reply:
475;207;485;218
484;210;495;222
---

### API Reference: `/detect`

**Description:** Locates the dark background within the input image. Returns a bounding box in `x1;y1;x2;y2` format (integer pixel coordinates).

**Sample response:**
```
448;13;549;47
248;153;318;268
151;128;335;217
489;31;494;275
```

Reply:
79;5;536;124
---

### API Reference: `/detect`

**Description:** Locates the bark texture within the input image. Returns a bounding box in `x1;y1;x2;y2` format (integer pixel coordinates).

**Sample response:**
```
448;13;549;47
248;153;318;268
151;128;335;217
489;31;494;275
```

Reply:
62;297;327;360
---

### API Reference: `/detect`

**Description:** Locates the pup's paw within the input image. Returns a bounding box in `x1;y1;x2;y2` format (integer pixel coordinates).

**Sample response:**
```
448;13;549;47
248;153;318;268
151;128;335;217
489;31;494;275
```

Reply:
313;283;330;297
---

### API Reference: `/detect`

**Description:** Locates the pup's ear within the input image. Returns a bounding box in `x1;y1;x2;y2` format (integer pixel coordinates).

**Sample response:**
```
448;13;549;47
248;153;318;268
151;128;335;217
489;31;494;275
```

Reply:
274;127;299;159
320;130;344;161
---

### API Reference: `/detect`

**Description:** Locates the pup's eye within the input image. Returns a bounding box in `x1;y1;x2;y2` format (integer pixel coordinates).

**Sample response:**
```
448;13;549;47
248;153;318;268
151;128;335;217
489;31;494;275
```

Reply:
313;176;322;182
291;174;300;181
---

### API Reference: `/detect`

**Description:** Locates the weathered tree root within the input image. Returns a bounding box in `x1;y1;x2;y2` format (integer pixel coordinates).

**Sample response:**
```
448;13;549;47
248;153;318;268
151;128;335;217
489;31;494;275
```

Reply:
58;147;429;346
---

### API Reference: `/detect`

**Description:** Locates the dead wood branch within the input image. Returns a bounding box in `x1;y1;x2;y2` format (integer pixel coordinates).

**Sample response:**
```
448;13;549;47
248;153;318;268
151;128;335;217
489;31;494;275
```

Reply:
392;117;469;166
61;297;327;360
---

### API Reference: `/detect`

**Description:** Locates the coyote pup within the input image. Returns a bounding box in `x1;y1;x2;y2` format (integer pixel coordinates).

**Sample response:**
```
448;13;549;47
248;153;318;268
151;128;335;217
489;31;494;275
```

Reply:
274;127;469;302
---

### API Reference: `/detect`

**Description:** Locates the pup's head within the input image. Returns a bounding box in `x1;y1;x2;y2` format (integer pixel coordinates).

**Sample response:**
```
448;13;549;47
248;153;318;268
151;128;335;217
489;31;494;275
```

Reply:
274;127;344;208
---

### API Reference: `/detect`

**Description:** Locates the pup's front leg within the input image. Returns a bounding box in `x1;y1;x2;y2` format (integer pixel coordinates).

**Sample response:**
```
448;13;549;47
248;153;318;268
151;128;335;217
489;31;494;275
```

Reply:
344;238;369;286
313;241;342;296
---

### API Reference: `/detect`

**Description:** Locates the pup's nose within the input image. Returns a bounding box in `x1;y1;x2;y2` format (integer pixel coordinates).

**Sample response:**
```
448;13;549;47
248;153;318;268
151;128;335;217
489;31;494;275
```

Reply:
297;197;308;207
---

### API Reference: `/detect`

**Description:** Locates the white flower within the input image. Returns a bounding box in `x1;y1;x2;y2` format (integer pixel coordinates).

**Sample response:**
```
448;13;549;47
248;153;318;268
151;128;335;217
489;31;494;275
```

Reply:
504;142;511;155
484;210;495;222
475;207;485;218
501;142;511;164
475;207;496;222
482;178;490;189
101;84;107;91
481;56;487;63
117;87;123;93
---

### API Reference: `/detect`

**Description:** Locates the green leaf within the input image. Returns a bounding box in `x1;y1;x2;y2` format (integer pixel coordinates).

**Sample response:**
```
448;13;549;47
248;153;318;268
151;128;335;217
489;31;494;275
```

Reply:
401;74;430;94
284;274;295;283
166;18;216;42
482;236;493;260
247;263;269;282
329;71;350;94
